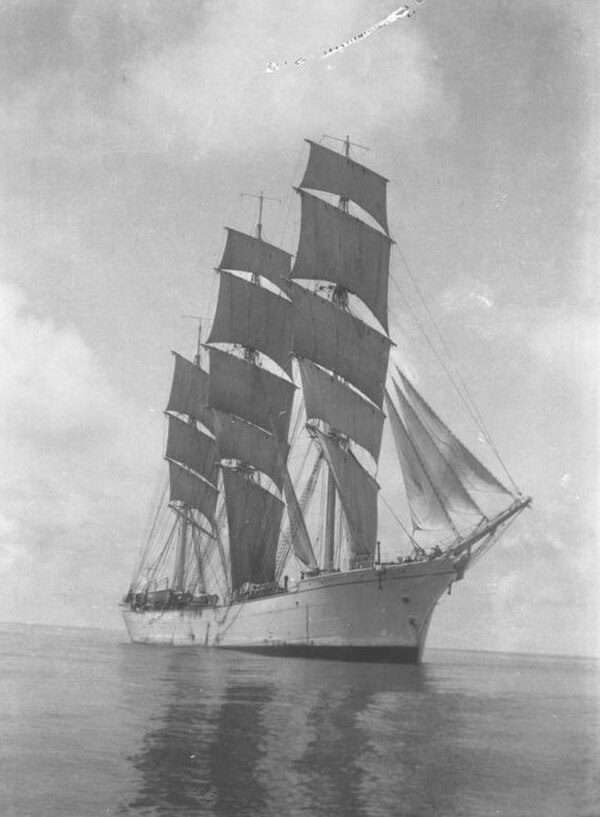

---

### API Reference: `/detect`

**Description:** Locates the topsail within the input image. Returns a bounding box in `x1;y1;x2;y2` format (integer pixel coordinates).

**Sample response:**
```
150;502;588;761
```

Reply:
289;281;390;408
300;139;389;234
298;357;384;460
292;190;391;331
207;347;294;441
218;227;292;290
208;271;293;377
166;353;214;433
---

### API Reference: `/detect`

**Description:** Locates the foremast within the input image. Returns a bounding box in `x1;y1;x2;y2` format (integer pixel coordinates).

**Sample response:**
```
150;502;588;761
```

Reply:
289;136;529;573
289;137;393;570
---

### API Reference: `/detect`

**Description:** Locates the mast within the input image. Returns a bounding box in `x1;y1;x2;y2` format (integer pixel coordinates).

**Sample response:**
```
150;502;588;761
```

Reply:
173;514;188;593
164;312;219;595
170;315;204;594
322;135;350;572
207;200;317;591
241;190;280;243
290;136;392;570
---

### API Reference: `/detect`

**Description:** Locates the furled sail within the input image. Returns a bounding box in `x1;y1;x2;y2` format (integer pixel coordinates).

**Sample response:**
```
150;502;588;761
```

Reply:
300;140;389;233
212;409;288;490
222;469;284;589
292;190;391;331
384;391;454;531
298;357;384;460
207;347;295;440
397;369;510;496
218;228;292;291
315;429;379;565
165;415;218;486
393;381;484;520
207;271;293;376
168;461;219;524
165;353;214;433
288;281;390;407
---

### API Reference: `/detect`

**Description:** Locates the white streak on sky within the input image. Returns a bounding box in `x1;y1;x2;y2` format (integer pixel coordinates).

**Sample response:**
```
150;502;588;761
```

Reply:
266;5;415;73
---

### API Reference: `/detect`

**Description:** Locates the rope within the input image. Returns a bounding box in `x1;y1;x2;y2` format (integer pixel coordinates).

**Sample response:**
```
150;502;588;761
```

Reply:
379;492;418;549
390;245;520;494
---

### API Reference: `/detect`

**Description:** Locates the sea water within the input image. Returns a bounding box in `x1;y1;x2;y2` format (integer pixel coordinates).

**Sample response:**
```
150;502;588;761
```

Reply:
1;623;598;817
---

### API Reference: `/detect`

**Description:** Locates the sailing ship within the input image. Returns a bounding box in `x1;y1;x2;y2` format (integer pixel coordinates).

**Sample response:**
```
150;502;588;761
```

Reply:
121;137;530;662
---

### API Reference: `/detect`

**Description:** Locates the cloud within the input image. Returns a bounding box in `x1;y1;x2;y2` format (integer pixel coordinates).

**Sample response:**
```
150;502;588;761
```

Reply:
0;281;160;628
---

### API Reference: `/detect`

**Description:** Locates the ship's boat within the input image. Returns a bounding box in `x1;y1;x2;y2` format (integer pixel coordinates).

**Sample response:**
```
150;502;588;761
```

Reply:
120;137;531;661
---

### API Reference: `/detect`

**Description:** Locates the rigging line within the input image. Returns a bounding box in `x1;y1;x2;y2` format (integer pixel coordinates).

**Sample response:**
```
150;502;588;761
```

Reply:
379;492;418;549
275;437;317;576
136;469;169;571
471;504;525;566
390;267;486;440
389;262;519;494
393;244;519;491
275;141;308;251
133;489;170;586
145;521;177;589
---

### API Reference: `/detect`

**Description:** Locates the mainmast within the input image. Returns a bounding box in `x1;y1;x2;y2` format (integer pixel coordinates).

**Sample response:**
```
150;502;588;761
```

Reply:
206;198;318;592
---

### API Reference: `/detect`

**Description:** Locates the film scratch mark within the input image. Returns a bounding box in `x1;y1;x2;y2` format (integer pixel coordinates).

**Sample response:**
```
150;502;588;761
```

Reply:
265;3;429;74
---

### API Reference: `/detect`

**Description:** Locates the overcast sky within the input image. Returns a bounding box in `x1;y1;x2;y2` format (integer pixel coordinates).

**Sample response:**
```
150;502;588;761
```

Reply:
1;0;598;656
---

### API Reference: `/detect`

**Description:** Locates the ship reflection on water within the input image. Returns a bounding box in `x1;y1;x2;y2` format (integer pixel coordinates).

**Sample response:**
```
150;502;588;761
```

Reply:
123;648;469;817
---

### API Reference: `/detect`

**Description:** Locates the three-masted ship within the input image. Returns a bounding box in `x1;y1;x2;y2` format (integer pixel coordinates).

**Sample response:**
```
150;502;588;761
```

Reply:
121;137;530;662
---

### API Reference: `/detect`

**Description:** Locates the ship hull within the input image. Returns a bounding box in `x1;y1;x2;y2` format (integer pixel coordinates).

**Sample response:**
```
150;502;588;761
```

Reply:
121;560;457;663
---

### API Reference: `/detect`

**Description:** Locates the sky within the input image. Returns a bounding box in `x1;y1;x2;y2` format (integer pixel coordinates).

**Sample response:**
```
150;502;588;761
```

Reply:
0;0;598;656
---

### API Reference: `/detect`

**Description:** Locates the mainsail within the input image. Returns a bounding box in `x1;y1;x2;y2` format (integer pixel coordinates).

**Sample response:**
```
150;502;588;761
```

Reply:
222;468;284;588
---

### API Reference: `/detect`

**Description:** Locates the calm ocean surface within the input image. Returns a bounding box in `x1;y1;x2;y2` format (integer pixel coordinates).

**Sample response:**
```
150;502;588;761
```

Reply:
1;623;598;817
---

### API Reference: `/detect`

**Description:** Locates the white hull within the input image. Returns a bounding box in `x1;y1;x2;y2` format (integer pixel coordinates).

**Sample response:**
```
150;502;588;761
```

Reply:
121;560;459;663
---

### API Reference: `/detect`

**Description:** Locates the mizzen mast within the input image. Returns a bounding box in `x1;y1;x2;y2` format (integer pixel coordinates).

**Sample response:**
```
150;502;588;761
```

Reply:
164;336;219;595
